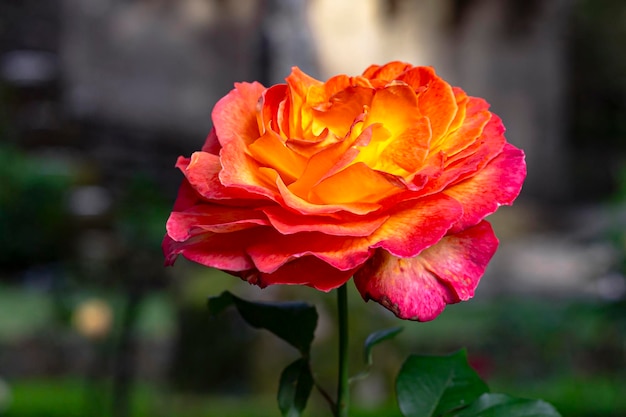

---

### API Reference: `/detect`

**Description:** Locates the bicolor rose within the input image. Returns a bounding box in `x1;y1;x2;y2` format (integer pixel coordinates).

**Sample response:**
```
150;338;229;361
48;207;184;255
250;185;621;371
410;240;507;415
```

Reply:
163;62;526;321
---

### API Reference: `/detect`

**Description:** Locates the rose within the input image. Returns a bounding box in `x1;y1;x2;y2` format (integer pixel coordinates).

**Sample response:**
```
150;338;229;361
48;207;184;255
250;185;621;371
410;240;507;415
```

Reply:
163;61;526;321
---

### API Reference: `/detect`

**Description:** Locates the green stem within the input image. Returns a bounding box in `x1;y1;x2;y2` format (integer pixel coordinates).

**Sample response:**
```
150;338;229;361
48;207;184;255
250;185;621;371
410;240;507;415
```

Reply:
336;283;350;417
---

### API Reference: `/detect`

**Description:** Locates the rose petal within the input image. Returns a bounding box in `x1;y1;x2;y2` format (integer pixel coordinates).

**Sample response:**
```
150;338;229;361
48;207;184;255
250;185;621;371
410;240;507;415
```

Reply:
378;116;431;173
310;162;403;204
287;122;376;202
433;97;492;158
277;175;382;216
257;84;288;136
371;194;462;258
312;85;375;137
354;221;498;321
253;255;358;291
163;229;257;271
399;67;458;142
201;128;221;155
261;206;389;236
247;129;308;183
181;152;269;201
213;82;280;197
166;205;269;241
362;61;412;80
285;67;323;138
417;110;506;198
213;82;265;148
246;229;373;273
171;176;203;212
444;143;526;232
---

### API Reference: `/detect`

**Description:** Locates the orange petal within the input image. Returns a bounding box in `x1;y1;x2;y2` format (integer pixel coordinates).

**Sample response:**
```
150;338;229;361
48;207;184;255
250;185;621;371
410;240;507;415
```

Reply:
287;121;373;199
363;61;412;80
352;84;425;171
247;129;307;183
310;162;403;204
276;173;382;216
433;97;491;158
419;75;457;142
212;82;283;198
257;84;288;136
312;85;375;137
285;67;323;138
378;116;431;173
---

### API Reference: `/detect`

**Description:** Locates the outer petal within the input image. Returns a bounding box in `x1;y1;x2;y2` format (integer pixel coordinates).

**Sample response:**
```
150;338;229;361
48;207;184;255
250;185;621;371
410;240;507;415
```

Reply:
444;143;526;232
371;194;462;258
163;228;258;271
254;255;358;291
246;230;373;273
201;128;221;155
213;81;266;148
213;82;279;197
354;221;498;321
171;176;203;212
261;206;389;236
417;111;506;198
166;205;269;241
180;152;269;201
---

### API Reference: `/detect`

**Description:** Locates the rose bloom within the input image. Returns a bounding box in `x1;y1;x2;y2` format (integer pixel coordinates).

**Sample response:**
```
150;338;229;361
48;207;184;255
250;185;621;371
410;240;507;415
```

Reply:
163;62;525;321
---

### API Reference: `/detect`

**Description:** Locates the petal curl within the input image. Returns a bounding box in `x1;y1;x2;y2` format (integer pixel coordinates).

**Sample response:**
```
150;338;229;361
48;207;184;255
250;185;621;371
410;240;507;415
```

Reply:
354;221;498;321
181;152;269;201
166;205;269;241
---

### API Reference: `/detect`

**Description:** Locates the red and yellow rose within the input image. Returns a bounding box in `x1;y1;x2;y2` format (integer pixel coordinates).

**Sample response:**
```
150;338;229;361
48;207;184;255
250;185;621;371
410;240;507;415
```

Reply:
163;62;526;321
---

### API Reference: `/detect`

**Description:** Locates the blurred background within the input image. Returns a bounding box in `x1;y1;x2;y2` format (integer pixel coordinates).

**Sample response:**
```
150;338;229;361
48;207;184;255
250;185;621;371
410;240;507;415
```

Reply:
0;0;625;416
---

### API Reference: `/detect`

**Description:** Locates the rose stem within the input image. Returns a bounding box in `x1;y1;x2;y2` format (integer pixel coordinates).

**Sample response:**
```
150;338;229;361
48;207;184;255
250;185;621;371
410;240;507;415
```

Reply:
336;282;350;417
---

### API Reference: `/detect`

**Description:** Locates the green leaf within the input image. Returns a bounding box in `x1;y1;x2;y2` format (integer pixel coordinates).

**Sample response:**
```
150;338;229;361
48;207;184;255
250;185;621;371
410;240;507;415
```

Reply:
364;327;403;366
453;393;562;417
207;291;318;355
396;350;489;417
277;358;314;417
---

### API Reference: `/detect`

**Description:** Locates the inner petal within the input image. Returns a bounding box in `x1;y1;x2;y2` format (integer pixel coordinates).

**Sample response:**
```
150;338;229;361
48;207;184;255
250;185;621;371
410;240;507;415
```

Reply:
247;129;307;184
310;162;403;205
